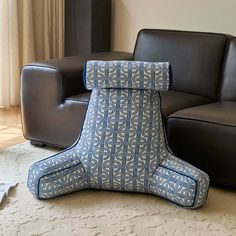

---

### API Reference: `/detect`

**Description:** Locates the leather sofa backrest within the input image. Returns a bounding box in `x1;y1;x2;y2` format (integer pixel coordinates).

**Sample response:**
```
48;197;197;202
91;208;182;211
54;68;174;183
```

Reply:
133;29;229;99
220;38;236;101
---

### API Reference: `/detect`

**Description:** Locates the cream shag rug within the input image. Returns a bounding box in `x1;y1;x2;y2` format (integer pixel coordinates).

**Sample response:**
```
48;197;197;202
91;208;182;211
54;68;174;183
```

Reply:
0;142;235;236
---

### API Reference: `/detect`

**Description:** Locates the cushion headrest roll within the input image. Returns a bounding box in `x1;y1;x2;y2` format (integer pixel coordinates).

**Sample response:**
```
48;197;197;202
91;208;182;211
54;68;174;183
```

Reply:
84;60;171;91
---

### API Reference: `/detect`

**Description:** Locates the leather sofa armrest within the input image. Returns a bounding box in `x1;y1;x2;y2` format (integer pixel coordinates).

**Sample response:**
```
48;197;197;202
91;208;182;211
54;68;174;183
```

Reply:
20;52;132;146
21;52;133;102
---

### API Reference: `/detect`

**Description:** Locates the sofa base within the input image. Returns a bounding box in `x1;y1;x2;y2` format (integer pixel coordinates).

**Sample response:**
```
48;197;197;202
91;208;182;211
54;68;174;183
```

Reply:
167;102;236;188
30;140;46;147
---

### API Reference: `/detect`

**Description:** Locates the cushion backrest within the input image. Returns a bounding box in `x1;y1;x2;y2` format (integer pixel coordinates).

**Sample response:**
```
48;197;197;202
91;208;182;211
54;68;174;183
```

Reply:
220;38;236;101
79;60;169;191
133;29;229;99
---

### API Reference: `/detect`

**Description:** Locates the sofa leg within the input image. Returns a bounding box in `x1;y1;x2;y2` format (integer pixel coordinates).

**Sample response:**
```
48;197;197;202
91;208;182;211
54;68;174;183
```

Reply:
30;140;46;147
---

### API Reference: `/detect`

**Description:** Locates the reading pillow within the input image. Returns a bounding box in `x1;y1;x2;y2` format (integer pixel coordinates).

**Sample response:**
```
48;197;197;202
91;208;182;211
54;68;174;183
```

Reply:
28;60;209;208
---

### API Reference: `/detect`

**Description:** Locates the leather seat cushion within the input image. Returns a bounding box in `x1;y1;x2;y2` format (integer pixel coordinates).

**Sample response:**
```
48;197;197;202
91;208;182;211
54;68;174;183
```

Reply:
167;102;236;187
65;92;91;103
160;90;212;118
67;90;212;119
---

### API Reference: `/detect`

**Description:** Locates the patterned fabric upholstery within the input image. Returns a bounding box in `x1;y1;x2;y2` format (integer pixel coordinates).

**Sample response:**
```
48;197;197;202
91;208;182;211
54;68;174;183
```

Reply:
28;61;209;208
85;60;170;91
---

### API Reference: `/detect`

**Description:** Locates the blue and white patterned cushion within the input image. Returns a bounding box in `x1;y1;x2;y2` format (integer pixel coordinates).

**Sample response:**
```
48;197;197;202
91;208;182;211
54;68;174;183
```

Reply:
85;60;170;91
28;60;209;208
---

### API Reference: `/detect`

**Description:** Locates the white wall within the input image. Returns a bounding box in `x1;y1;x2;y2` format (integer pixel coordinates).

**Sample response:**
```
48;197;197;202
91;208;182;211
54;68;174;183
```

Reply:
111;0;236;52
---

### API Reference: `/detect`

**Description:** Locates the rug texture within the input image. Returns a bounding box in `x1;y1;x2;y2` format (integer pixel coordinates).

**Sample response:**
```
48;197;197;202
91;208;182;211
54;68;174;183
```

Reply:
0;142;235;236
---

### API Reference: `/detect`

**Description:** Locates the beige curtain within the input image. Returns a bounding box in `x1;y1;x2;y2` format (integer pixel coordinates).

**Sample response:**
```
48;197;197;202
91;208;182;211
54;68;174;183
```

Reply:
0;0;64;108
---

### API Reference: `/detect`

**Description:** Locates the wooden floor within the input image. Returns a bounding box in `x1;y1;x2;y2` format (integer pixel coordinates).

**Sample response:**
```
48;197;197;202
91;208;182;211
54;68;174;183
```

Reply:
0;107;26;148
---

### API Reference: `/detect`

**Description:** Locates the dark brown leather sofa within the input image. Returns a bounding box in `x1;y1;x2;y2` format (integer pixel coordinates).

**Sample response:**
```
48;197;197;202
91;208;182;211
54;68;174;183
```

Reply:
21;29;236;188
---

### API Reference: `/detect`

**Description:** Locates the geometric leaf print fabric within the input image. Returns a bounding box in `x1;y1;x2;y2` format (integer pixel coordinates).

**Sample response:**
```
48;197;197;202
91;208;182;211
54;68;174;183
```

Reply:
28;61;209;208
85;60;170;91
